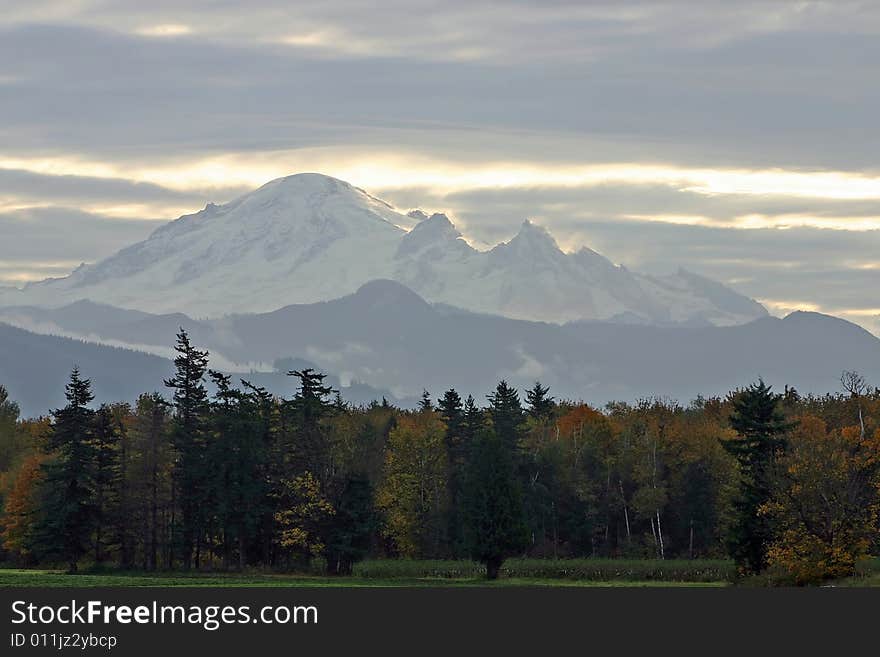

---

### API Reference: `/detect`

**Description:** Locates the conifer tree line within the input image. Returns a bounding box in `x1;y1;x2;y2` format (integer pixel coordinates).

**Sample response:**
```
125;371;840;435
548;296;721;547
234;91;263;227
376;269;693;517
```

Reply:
1;330;879;582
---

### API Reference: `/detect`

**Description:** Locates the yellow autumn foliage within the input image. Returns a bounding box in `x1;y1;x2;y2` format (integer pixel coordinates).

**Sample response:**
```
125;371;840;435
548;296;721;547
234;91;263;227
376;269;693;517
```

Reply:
274;471;335;557
763;419;880;584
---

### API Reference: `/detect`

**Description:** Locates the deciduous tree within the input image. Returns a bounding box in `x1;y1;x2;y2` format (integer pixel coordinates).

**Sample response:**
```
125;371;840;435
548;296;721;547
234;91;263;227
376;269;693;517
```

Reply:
764;417;880;583
376;412;448;557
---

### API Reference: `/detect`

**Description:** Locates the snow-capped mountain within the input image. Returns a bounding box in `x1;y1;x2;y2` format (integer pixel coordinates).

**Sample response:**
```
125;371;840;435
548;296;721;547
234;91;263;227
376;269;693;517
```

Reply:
0;173;767;325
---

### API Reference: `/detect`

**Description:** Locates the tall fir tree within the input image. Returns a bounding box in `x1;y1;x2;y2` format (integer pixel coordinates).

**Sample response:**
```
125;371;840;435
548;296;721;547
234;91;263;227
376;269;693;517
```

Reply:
91;405;122;565
108;402;135;569
487;380;524;453
209;372;269;569
723;379;792;573
164;329;210;569
461;394;484;442
325;474;376;575
463;429;528;579
207;371;237;568
438;388;467;556
38;368;96;572
525;381;555;420
130;393;171;571
241;379;279;566
285;369;334;480
438;389;464;438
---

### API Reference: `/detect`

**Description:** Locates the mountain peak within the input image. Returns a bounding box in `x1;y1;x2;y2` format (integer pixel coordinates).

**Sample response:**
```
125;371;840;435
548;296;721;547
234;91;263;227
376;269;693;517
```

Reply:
0;173;769;327
246;172;360;204
498;219;563;259
349;279;432;312
514;219;559;245
421;212;458;235
427;211;452;223
197;171;412;237
263;171;350;188
241;173;412;228
396;212;465;257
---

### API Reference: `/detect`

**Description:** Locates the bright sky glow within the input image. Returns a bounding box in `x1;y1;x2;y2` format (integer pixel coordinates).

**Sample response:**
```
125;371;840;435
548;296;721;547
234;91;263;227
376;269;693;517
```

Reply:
3;154;880;231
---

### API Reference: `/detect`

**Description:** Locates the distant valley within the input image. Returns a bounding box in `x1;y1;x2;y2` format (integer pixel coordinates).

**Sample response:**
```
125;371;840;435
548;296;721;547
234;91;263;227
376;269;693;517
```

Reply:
2;280;877;417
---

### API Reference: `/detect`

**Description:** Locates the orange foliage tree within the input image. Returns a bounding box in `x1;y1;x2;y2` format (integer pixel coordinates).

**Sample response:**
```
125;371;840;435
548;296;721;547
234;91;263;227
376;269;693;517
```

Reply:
1;451;48;562
763;416;880;583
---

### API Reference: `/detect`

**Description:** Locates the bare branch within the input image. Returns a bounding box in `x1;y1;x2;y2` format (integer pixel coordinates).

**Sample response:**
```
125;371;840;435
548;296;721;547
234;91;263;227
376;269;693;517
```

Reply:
841;370;867;397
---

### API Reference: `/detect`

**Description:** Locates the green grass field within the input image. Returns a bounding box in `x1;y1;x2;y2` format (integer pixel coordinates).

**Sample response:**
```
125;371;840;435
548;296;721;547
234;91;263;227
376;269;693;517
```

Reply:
0;569;728;588
2;557;877;587
0;558;734;587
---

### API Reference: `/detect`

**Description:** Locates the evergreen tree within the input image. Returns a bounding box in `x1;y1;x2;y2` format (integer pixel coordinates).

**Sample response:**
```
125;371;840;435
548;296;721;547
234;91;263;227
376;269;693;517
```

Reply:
438;389;464;438
241;380;279;566
164;329;210;569
0;385;21;473
463;429;527;579
108;402;135;569
461;394;484;442
286;369;334;480
487;380;524;452
325;475;376;575
207;371;237;567
723;379;791;573
91;405;122;565
419;390;433;412
38;368;96;572
209;372;268;569
0;385;18;427
525;381;555;420
129;393;171;571
438;388;467;556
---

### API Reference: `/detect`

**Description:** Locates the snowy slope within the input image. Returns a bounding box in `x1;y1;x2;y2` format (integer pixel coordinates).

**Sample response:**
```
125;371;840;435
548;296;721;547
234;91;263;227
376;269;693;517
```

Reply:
3;174;412;316
0;173;767;325
392;216;765;325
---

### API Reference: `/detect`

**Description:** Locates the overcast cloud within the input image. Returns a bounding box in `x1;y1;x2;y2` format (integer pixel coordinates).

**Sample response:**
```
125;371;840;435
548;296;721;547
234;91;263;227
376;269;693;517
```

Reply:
0;1;877;334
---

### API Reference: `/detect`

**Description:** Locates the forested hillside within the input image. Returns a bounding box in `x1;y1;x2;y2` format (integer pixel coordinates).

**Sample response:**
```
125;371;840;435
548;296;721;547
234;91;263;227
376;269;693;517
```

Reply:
3;281;879;415
1;330;878;584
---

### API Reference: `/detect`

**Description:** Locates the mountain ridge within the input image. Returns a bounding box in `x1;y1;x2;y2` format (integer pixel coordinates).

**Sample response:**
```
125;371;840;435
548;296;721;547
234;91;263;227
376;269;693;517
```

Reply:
1;283;876;416
0;318;415;418
0;173;767;325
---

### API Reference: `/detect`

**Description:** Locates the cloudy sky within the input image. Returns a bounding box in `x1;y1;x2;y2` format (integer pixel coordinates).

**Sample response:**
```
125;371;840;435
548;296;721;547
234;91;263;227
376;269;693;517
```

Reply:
1;1;878;333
